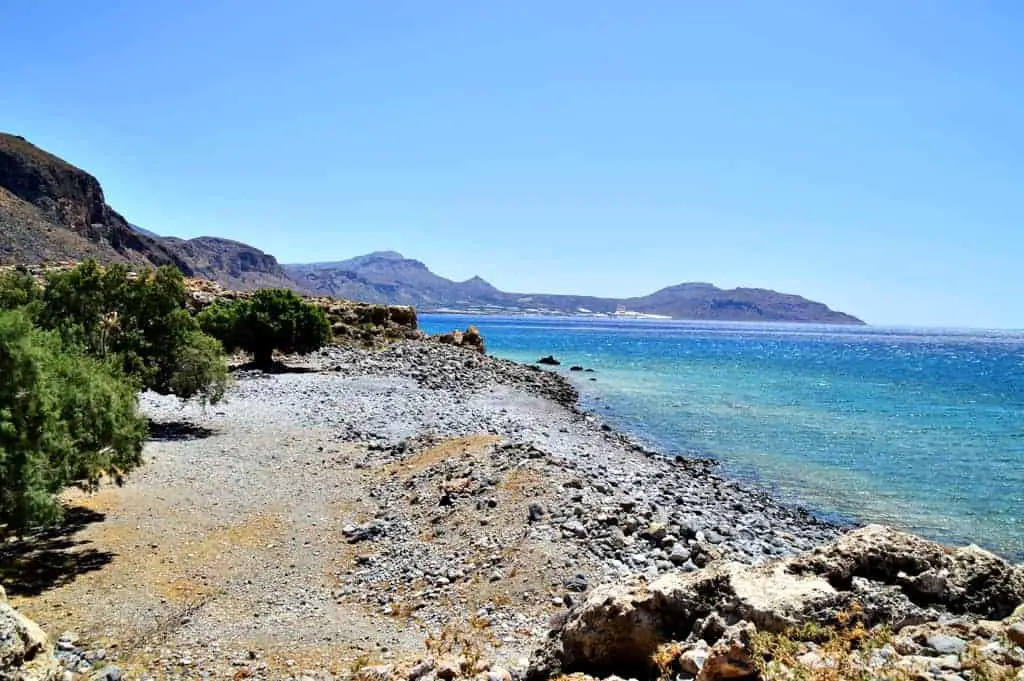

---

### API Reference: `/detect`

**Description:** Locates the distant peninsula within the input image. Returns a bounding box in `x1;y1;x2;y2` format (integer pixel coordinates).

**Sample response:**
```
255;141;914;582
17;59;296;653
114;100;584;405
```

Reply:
284;252;865;324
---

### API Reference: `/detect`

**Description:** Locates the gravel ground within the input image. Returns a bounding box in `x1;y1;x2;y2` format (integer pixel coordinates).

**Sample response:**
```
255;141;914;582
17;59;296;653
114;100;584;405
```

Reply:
11;341;840;680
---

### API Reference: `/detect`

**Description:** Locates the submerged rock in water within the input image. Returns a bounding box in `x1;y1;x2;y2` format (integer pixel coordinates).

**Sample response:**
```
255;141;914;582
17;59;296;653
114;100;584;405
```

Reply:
537;355;560;366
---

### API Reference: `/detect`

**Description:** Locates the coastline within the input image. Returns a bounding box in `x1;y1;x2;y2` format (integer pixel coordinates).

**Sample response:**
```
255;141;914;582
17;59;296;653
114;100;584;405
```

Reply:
9;339;841;678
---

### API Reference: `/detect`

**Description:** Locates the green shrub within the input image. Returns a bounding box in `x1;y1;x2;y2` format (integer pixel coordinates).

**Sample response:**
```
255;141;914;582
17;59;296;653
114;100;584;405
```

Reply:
0;309;147;533
168;331;231;407
36;261;227;402
198;289;331;366
0;269;42;313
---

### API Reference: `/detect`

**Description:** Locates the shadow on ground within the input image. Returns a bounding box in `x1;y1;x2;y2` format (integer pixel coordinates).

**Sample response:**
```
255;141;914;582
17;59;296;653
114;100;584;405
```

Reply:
232;360;318;375
147;419;217;442
0;506;114;597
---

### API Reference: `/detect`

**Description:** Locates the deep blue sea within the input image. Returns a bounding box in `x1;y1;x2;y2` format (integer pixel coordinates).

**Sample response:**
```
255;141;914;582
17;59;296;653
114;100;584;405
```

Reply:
420;314;1024;559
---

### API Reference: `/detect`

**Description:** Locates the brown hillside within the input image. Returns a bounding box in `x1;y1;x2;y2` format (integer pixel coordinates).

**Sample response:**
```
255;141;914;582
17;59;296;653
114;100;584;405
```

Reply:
0;133;300;290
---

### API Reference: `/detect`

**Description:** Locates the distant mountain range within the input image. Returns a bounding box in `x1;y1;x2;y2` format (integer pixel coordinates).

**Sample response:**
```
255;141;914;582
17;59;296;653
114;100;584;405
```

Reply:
284;252;863;324
0;132;863;324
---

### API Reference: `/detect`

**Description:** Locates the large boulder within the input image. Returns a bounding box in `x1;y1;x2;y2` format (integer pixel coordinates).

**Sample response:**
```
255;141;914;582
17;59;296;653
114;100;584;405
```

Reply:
0;597;60;681
432;326;486;354
528;525;1024;681
789;524;1024;618
528;562;838;679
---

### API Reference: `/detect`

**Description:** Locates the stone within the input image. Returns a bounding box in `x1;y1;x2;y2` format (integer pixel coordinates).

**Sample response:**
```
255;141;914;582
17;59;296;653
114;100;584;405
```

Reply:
669;544;691;565
1007;622;1024;647
343;521;385;543
642;523;667;542
527;524;1024;681
926;634;967;656
691;542;725;568
437;658;460;681
527;503;546;523
562;521;588;538
537;356;560;366
0;601;59;680
486;667;512;681
527;561;833;679
357;664;395;681
608;527;627;550
696;623;756;681
933;654;962;671
564;574;589;593
90;666;123;681
789;524;1024;619
408;659;436;681
679;643;709;675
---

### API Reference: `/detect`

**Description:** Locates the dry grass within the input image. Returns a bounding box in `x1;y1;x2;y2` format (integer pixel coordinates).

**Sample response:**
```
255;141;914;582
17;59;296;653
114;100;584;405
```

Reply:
750;606;904;681
385;435;501;476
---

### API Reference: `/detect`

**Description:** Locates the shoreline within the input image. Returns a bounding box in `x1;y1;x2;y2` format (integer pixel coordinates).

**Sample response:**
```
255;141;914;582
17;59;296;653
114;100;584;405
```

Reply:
10;339;841;678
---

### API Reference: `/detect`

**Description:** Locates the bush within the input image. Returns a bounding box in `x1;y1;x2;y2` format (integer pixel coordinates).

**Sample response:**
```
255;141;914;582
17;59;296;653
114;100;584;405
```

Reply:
168;331;230;406
36;261;228;402
0;269;42;313
0;309;147;533
199;289;331;365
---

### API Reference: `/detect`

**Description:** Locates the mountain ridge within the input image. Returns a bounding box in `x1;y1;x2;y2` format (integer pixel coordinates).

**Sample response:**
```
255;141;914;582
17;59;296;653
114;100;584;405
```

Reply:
0;132;296;290
284;251;865;324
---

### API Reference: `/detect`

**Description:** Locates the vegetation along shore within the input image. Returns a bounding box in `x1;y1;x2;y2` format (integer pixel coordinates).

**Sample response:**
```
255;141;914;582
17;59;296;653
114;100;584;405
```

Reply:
0;262;1022;681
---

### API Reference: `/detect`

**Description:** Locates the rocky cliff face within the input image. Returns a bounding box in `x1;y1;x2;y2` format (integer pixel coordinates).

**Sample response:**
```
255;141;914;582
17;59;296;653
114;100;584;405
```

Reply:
0;133;194;272
0;133;298;291
162;236;297;290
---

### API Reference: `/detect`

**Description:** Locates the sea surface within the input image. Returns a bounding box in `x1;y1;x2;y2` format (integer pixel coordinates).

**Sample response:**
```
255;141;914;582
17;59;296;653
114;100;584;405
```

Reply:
419;314;1024;559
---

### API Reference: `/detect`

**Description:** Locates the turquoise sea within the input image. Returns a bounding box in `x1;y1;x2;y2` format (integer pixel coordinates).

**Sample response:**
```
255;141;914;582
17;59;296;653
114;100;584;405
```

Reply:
420;314;1024;559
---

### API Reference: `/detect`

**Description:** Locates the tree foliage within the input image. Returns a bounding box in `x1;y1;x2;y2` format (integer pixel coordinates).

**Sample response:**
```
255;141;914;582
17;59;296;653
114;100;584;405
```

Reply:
198;288;331;365
0;309;147;533
35;261;228;403
0;269;42;313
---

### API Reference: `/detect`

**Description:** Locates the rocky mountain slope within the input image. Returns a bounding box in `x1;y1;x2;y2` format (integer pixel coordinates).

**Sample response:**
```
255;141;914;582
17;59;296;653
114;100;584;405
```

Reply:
0;133;295;290
286;252;865;324
0;133;193;271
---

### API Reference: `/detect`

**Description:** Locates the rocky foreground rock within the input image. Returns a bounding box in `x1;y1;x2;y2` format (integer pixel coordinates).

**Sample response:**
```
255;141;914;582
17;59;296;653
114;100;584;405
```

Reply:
0;586;61;681
526;524;1024;681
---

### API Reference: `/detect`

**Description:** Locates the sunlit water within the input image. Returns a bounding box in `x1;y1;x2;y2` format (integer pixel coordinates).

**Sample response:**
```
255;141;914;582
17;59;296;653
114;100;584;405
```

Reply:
420;314;1024;559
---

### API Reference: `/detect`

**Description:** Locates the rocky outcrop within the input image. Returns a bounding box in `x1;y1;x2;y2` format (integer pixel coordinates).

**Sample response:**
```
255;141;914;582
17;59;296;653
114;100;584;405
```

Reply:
527;525;1024;681
0;588;60;680
433;325;486;354
788;523;1024;618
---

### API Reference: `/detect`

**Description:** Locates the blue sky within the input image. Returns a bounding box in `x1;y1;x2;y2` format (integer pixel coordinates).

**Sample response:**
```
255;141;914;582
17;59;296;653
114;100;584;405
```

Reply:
5;1;1023;327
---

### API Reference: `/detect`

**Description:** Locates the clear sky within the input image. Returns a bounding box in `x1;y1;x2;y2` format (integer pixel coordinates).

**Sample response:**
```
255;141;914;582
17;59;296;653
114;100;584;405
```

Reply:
5;1;1023;327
